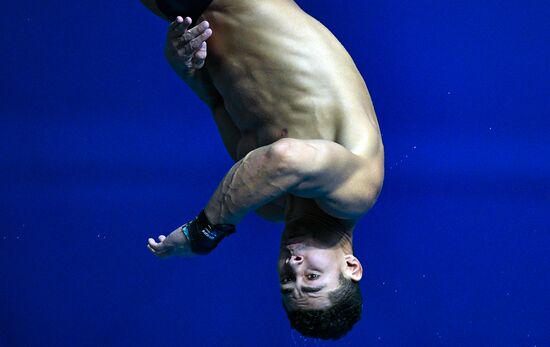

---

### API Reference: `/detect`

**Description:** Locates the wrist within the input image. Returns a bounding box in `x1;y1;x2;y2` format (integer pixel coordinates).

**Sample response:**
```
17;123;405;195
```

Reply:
203;205;220;225
181;210;236;255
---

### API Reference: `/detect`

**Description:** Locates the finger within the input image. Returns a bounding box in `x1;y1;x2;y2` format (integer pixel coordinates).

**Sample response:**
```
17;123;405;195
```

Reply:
148;237;162;251
191;42;207;69
185;20;210;38
147;244;167;257
168;16;192;38
158;235;166;242
174;22;210;51
182;28;212;55
147;244;160;254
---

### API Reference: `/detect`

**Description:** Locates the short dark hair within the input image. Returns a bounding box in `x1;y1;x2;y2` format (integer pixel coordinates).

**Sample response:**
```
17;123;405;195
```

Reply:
282;274;363;340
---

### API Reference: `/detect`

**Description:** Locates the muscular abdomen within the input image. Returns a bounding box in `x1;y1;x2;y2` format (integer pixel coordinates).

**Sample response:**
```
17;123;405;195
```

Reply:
201;0;381;157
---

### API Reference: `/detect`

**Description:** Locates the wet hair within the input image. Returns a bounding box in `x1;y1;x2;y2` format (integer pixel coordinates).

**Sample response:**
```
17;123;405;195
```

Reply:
283;274;363;340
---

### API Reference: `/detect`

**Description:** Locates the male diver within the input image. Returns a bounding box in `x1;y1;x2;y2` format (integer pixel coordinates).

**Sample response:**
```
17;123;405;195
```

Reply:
142;0;384;339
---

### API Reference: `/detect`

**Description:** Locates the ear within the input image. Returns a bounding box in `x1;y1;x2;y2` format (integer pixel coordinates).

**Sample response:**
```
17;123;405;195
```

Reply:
343;255;363;282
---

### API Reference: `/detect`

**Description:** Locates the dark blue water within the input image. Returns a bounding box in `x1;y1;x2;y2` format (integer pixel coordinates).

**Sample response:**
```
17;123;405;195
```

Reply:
1;0;548;346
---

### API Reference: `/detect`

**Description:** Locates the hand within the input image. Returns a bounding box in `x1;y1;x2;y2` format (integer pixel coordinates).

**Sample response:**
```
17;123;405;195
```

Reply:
147;224;196;258
165;16;212;72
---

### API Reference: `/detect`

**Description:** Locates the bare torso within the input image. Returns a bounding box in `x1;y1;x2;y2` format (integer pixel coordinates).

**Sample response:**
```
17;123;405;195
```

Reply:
199;0;383;222
202;0;381;157
147;0;384;224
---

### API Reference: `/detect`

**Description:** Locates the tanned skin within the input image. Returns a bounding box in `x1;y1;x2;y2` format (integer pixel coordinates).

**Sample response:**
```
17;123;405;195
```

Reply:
143;0;383;310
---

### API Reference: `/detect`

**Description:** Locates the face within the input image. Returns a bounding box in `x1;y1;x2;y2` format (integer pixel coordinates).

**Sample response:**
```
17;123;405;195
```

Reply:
278;237;348;310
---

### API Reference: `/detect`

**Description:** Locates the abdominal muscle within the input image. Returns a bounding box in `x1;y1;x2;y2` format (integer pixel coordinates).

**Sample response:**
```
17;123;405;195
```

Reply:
200;0;383;220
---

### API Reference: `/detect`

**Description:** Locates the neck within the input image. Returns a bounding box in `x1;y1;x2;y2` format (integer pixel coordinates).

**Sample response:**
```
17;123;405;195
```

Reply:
282;213;354;254
282;196;355;252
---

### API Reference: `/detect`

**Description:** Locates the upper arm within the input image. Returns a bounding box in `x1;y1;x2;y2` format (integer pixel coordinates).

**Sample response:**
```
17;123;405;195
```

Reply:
274;138;384;220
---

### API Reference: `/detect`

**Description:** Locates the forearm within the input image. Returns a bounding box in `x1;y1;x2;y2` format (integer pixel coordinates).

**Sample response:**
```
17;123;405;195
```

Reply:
164;35;221;109
211;102;241;161
204;140;301;225
162;16;217;106
203;138;377;225
169;62;221;108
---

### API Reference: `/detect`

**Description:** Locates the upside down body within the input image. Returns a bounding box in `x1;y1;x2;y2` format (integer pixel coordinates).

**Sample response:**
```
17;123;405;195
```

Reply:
143;0;384;256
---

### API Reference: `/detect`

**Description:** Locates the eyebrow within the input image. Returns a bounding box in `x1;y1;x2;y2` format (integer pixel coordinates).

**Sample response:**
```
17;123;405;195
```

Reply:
302;285;325;293
281;285;326;295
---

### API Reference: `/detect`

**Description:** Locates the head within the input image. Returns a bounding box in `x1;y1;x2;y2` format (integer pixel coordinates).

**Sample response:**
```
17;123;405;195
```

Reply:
278;224;363;340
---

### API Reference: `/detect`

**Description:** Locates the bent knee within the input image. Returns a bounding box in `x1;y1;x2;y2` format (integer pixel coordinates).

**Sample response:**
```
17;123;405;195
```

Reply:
265;138;308;174
266;138;319;176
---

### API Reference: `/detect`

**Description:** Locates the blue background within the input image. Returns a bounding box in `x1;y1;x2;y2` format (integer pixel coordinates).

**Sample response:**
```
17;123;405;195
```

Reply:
1;0;549;346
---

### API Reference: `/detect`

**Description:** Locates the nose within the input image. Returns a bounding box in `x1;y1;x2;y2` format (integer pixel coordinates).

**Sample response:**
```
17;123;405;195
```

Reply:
287;255;303;265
